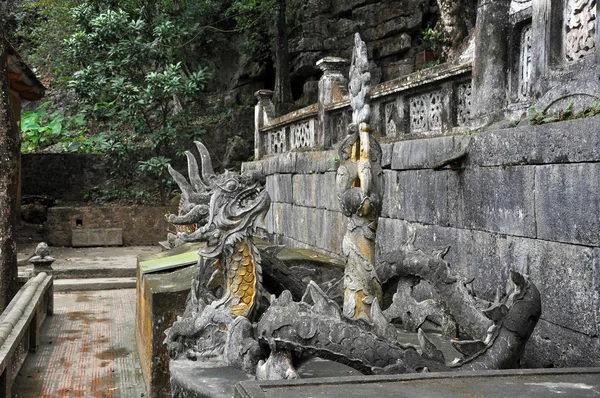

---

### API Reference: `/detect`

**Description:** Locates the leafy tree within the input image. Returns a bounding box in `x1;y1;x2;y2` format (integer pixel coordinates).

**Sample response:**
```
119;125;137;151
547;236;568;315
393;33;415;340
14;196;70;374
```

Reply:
64;1;210;204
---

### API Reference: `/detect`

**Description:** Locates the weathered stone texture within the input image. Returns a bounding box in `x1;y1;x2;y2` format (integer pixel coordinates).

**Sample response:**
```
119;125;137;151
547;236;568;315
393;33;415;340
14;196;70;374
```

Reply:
266;174;294;203
71;228;123;247
391;135;471;170
523;320;600;368
289;0;429;87
536;164;600;246
471;116;600;167
448;166;536;237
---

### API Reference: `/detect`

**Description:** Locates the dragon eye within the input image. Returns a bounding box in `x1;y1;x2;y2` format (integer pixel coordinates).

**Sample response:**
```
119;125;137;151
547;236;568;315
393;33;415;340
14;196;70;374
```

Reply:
225;179;238;192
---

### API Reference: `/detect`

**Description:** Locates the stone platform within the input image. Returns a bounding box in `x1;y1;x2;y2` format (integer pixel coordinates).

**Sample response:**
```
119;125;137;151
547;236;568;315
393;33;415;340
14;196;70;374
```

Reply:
235;368;600;398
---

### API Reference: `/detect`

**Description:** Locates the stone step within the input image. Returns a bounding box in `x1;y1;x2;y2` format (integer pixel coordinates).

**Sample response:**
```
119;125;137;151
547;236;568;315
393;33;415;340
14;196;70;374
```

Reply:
52;266;136;280
54;277;136;292
18;265;136;280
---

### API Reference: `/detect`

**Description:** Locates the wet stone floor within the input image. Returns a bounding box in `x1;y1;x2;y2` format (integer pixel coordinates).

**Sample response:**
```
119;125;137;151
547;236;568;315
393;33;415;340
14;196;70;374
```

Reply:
12;290;146;398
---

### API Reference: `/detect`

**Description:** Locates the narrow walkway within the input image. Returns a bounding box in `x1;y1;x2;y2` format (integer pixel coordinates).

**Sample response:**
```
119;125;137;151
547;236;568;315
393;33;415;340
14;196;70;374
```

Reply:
12;289;146;398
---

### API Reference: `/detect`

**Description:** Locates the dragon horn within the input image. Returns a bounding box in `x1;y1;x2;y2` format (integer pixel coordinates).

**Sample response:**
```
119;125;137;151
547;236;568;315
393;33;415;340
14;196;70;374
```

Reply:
185;151;208;192
168;164;195;201
194;141;216;183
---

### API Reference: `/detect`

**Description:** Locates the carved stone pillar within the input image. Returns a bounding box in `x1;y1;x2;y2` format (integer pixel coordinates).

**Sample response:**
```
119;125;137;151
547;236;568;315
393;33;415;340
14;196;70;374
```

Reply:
317;57;348;149
472;0;511;126
254;90;275;160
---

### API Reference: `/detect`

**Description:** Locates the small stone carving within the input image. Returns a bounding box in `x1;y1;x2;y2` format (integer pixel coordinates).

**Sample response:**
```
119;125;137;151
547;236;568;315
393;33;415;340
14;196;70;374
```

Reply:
565;0;597;61
385;102;399;137
29;242;55;275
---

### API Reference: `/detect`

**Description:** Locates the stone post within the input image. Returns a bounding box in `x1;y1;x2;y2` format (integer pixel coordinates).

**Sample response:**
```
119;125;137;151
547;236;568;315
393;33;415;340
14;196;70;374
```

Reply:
254;90;275;160
471;0;511;126
317;57;348;149
28;242;55;276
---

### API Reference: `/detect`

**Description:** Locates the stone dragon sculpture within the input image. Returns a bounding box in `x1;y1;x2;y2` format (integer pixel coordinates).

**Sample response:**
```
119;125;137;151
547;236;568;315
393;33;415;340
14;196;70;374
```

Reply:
165;33;542;383
165;142;270;369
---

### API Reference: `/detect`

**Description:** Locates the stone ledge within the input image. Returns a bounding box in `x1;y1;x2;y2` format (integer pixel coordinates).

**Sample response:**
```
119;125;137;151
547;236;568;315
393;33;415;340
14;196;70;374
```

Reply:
470;116;600;167
71;228;123;247
235;368;600;398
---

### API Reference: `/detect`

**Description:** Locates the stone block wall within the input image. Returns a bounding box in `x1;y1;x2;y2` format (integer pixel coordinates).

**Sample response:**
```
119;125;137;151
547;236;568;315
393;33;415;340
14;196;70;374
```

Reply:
45;206;177;246
243;115;600;368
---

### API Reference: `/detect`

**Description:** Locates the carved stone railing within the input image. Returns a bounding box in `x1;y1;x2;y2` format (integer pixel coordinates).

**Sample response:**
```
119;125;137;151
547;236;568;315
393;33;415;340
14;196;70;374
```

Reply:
255;61;473;159
257;104;319;157
0;272;53;396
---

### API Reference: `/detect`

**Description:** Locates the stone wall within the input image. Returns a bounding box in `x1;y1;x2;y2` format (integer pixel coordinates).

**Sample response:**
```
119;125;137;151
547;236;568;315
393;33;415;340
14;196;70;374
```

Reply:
44;206;177;246
243;115;600;368
22;153;108;202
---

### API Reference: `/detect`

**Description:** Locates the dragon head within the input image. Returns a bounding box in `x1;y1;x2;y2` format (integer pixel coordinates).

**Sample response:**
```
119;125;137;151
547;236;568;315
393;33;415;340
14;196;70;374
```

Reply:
200;168;270;258
168;141;270;255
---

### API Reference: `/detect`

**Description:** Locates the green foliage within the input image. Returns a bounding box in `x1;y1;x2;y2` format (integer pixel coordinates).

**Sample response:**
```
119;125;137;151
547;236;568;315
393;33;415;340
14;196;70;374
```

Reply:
20;101;101;153
419;28;445;68
420;28;443;51
529;100;600;126
9;0;79;83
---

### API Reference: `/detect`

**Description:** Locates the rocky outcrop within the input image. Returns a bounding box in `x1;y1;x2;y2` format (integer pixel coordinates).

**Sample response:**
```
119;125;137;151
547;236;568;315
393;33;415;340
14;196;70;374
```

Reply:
288;0;439;101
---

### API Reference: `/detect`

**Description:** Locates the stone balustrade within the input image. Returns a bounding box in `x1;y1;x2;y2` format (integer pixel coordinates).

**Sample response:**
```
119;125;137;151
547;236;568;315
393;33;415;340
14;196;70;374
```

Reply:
255;60;473;159
0;272;53;396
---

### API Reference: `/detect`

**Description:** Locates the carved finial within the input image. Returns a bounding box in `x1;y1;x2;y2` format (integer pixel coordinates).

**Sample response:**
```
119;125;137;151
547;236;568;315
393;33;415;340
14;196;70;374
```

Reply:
349;33;371;126
34;242;50;258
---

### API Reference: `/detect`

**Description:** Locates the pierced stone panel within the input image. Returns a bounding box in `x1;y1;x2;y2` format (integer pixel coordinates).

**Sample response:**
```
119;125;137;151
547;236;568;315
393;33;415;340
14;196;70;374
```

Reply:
428;92;443;130
409;95;428;133
268;128;287;154
409;91;443;134
519;24;533;99
385;101;400;137
290;119;316;150
457;82;472;127
565;0;597;61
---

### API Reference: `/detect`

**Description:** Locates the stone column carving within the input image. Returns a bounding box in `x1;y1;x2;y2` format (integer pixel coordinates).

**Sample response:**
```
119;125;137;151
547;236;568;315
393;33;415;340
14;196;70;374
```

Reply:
336;35;383;321
472;0;511;126
254;90;275;159
317;57;348;149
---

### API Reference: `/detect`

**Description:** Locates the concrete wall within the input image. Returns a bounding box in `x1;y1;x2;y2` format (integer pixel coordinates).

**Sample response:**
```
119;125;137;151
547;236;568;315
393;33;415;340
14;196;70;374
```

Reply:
243;115;600;368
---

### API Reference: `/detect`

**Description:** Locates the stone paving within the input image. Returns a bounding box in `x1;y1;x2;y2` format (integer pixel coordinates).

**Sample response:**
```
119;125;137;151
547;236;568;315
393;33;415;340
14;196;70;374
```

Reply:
12;289;146;398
